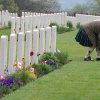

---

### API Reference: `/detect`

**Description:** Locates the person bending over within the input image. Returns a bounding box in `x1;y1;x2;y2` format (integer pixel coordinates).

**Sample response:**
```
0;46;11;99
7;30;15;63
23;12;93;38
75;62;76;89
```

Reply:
75;21;100;61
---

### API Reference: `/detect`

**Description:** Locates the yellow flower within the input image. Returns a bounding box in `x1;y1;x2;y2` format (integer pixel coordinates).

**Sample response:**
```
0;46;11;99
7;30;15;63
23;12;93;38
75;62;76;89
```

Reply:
50;44;52;48
22;57;26;61
66;26;69;28
26;70;37;79
14;28;16;31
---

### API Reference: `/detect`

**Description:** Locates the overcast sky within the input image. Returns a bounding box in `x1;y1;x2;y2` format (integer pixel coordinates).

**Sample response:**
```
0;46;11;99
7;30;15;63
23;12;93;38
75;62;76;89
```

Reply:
58;0;89;9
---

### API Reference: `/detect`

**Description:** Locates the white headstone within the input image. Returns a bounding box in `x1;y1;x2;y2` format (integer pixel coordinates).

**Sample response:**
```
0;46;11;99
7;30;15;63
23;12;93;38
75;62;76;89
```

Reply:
51;26;57;54
33;29;39;64
25;31;32;67
39;28;45;55
17;32;24;63
0;36;8;76
45;27;51;52
8;34;17;74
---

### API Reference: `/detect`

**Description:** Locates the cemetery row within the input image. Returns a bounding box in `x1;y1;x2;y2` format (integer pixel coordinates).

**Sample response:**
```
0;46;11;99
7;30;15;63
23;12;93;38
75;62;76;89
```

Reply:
0;26;57;76
0;10;100;30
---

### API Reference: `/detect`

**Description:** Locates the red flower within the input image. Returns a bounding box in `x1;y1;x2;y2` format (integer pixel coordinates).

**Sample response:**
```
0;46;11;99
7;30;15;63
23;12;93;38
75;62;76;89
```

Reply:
30;62;32;65
30;51;34;56
19;28;21;31
37;53;40;56
35;26;37;28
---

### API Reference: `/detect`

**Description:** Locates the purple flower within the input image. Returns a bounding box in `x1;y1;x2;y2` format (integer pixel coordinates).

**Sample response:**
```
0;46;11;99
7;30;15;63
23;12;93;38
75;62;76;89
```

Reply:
46;60;56;67
0;78;20;90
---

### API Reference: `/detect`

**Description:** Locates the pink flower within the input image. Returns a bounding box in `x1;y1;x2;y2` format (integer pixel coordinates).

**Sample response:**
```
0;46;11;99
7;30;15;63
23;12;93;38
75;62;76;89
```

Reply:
43;51;47;54
30;68;36;73
0;76;4;81
42;60;47;64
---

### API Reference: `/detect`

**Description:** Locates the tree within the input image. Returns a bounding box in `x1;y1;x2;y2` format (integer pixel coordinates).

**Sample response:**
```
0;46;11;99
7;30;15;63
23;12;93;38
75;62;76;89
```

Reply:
0;4;3;10
71;3;89;14
29;0;61;12
95;0;100;6
0;0;18;12
14;0;30;11
0;0;61;13
70;0;100;15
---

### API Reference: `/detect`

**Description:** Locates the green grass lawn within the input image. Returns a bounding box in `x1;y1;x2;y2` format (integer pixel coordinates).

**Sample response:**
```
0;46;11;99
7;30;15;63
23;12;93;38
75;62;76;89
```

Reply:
1;29;100;100
0;28;11;40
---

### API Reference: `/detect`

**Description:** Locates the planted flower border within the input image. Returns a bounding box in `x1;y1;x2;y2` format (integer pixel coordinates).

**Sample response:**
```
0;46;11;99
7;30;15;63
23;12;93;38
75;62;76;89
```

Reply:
0;50;68;99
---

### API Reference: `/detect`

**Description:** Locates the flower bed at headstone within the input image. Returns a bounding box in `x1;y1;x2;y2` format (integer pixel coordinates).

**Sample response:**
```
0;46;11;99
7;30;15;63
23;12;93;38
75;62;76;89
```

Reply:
0;51;68;99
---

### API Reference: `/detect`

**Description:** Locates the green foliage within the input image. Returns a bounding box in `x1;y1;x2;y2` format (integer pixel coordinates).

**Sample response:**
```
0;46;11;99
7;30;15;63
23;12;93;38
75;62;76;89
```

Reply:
0;86;11;97
54;52;68;65
0;4;3;10
39;52;58;63
67;21;73;29
0;0;19;12
32;64;54;75
0;0;61;13
50;22;60;32
50;22;73;34
8;21;11;28
14;0;29;11
58;26;67;33
71;3;88;14
76;22;81;29
0;29;11;41
6;70;32;85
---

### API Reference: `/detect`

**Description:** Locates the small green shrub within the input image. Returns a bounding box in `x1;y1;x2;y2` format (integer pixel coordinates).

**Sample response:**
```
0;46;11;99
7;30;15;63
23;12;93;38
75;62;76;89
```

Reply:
0;85;11;96
67;21;73;29
32;64;54;75
50;22;74;34
66;27;71;32
50;22;58;27
58;26;67;33
6;70;32;85
39;52;58;63
50;22;60;33
54;52;68;65
76;22;81;29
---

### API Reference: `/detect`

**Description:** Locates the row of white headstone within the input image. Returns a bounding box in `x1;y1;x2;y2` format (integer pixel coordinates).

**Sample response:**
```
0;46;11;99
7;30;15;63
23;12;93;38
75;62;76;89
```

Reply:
66;14;100;27
1;10;100;29
0;10;67;29
11;12;67;34
0;10;18;28
0;26;57;76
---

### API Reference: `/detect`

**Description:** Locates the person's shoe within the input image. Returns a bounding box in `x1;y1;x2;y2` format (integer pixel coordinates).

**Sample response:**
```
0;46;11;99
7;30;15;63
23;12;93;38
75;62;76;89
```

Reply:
84;56;92;61
96;58;100;61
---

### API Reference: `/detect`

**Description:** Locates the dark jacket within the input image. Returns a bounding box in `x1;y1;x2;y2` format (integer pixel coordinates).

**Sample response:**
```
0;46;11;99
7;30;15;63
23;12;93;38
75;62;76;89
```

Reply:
83;21;100;48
